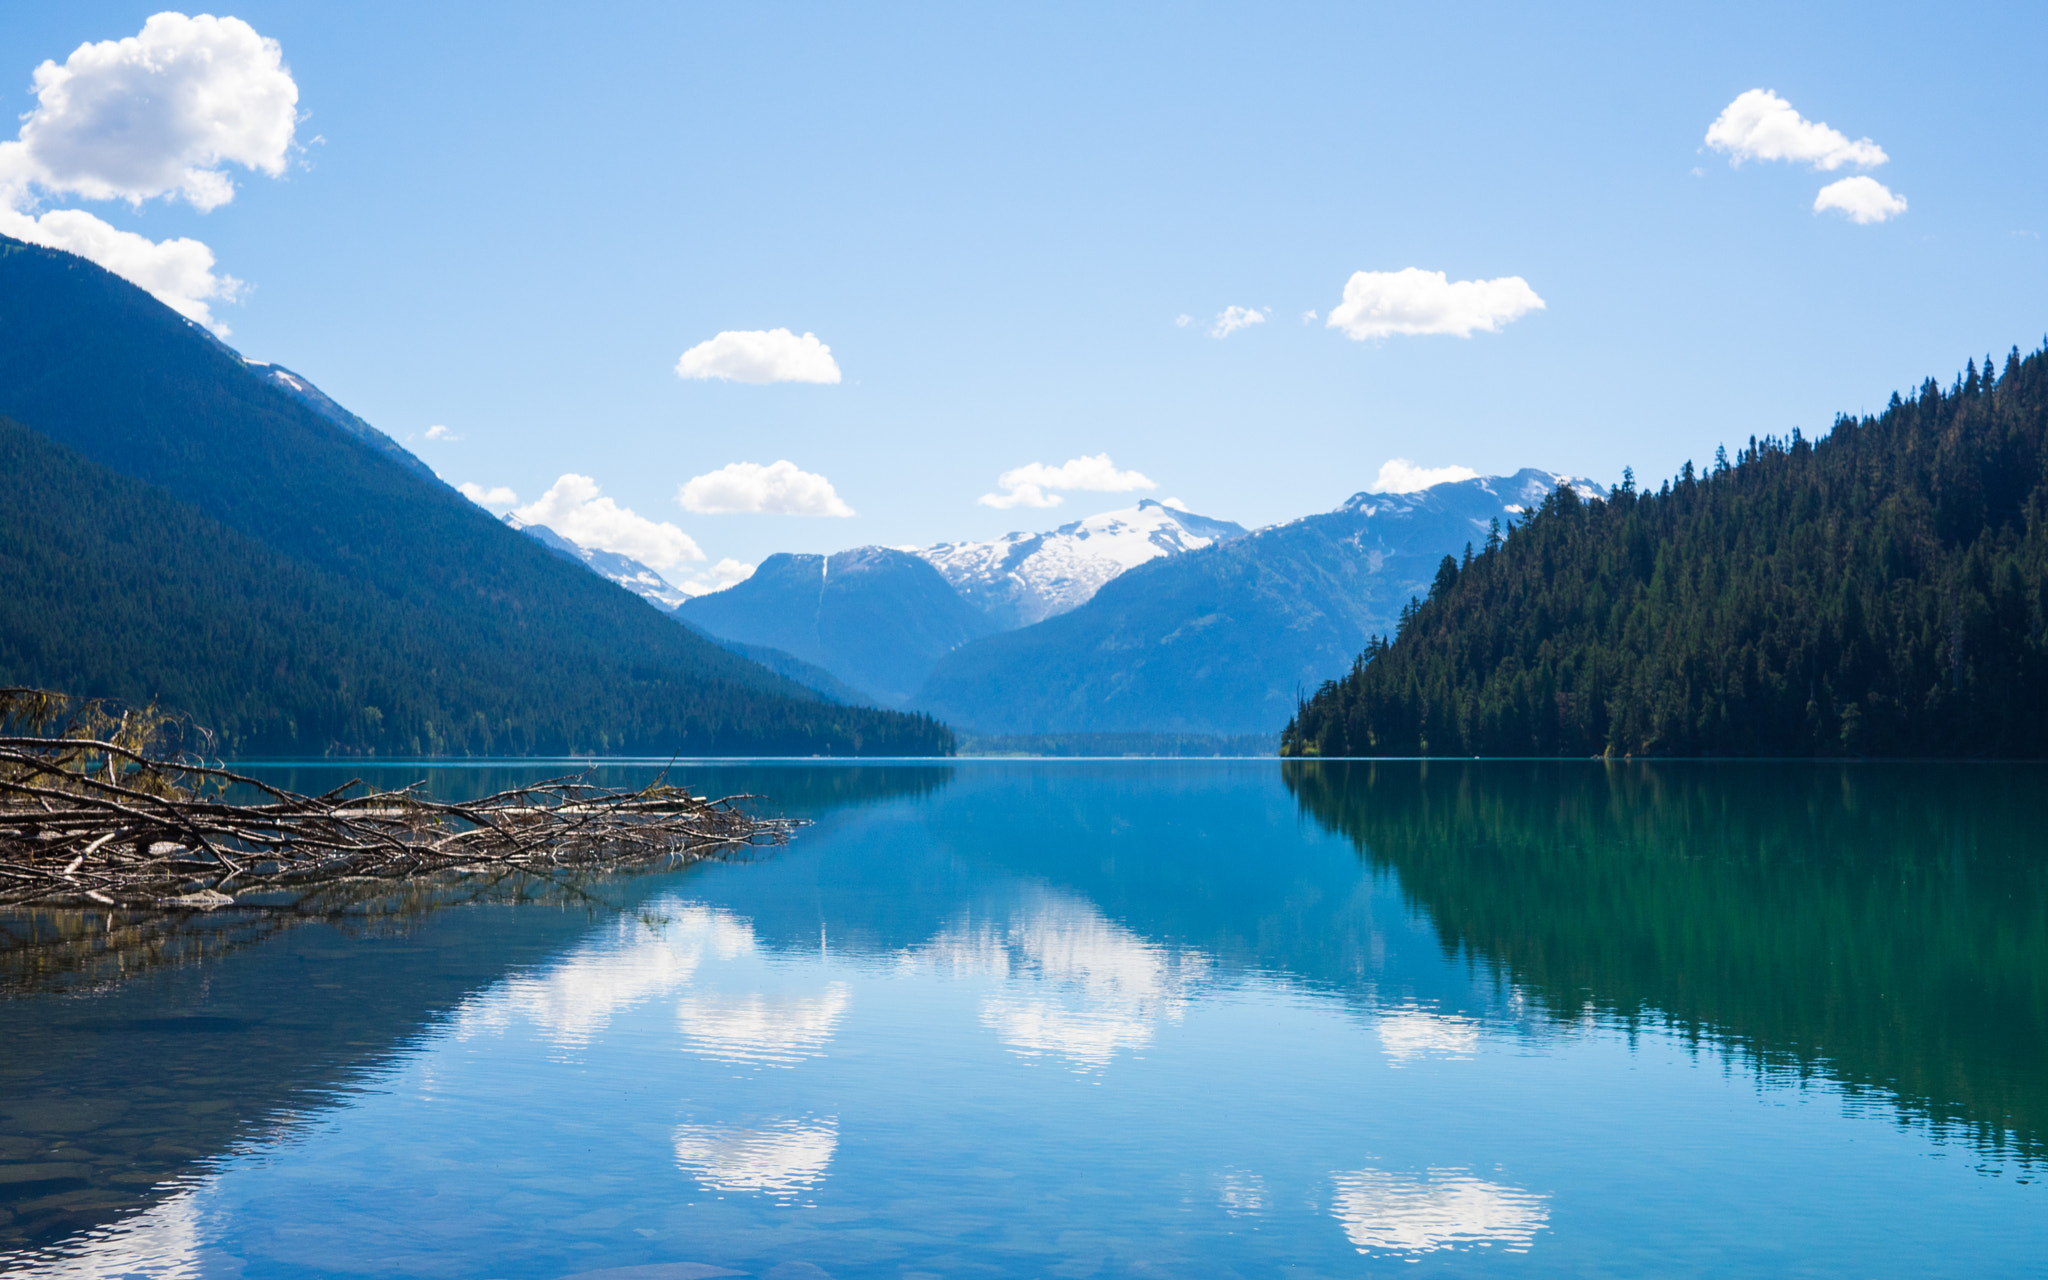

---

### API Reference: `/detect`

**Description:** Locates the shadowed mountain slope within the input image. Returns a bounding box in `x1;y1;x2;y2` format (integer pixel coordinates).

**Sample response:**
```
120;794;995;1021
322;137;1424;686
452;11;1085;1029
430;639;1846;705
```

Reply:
679;547;999;706
0;235;950;756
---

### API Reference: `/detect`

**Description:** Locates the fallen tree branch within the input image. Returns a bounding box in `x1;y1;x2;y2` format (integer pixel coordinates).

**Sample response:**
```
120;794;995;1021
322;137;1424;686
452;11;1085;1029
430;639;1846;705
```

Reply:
0;689;799;908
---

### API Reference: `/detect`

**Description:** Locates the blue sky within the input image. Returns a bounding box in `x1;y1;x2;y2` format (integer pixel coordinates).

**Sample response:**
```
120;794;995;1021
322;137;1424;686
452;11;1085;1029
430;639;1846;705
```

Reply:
4;2;2045;588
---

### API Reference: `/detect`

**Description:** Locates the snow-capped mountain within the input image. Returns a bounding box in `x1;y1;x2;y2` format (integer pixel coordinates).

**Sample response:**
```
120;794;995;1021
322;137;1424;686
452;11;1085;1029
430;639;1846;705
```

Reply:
915;468;1608;737
917;498;1248;629
1335;468;1605;527
505;516;694;610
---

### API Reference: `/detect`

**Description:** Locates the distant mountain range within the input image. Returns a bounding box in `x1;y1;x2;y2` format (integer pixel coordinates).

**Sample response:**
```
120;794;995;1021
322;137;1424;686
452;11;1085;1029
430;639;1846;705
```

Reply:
564;469;1597;735
677;547;999;706
917;499;1248;629
0;230;1614;753
915;470;1604;735
509;516;694;610
0;233;951;756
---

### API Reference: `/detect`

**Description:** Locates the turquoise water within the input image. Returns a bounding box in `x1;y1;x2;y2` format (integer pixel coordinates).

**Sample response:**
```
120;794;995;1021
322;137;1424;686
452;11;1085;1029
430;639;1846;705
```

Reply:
2;760;2044;1277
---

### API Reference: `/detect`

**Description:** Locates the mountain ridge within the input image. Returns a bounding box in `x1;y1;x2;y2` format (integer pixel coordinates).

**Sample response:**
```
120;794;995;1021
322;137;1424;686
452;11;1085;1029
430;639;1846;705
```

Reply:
916;498;1249;629
678;546;997;706
1283;350;2048;758
913;470;1605;736
0;233;951;755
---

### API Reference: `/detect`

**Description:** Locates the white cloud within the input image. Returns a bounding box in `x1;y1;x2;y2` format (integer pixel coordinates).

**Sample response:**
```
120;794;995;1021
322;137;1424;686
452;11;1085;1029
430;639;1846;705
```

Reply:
677;460;855;517
458;481;518;508
1704;89;1886;171
675;558;757;597
425;424;459;441
1326;269;1545;340
1161;497;1190;511
513;474;705;569
0;206;242;331
1301;309;1319;323
0;14;297;337
0;13;298;211
979;453;1156;510
1174;314;1194;327
1814;175;1907;224
1369;459;1479;493
1210;305;1268;338
674;329;841;384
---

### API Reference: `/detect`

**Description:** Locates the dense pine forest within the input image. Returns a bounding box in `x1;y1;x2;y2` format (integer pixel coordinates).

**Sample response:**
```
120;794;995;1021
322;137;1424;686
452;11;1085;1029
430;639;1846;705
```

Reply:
0;416;953;756
0;235;953;757
1283;344;2048;757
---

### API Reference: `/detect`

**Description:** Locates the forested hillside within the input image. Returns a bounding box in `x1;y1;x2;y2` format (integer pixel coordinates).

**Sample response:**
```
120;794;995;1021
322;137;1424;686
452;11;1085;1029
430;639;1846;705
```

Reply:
0;235;952;756
1284;346;2048;757
917;471;1593;736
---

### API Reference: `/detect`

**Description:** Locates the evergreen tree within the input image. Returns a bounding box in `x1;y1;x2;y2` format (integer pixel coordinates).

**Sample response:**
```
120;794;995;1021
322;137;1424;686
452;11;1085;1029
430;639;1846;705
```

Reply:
1282;343;2048;758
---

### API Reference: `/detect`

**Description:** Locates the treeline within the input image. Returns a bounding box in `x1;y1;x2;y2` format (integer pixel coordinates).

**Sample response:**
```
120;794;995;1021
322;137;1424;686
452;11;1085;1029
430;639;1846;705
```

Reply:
1284;343;2048;757
0;417;955;757
0;235;952;757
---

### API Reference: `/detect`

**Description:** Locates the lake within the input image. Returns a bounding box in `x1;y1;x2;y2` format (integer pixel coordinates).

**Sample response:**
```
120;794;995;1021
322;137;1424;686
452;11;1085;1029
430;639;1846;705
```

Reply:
2;760;2043;1278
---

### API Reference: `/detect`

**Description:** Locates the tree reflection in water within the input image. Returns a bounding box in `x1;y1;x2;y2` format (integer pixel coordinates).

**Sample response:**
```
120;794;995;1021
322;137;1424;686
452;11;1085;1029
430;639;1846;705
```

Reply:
1284;758;2048;1164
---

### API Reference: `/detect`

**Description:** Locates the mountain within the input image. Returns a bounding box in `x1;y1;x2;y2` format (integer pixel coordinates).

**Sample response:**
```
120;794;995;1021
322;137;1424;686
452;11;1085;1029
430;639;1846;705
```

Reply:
678;546;998;706
1283;350;2048;757
504;519;881;705
0;233;952;756
674;498;1248;710
508;516;695;610
917;498;1249;629
913;470;1603;736
242;358;441;484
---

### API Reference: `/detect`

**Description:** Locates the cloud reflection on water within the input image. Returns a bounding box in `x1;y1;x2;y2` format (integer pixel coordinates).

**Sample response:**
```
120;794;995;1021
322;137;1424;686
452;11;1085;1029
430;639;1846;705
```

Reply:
907;890;1210;1071
1329;1167;1549;1255
1376;1005;1481;1066
0;1184;207;1279
1215;1169;1269;1217
450;905;754;1052
677;985;851;1067
671;1116;839;1197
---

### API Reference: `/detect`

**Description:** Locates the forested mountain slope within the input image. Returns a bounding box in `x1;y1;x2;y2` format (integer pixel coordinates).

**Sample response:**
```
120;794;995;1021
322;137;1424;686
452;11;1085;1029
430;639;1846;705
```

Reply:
915;471;1597;736
1284;348;2048;757
0;235;951;756
680;547;997;706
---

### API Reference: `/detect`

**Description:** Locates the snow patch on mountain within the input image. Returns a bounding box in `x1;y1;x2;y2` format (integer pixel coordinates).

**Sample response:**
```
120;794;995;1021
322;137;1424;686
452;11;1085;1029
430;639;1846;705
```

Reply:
240;358;439;483
505;516;694;610
918;498;1248;629
1334;468;1606;537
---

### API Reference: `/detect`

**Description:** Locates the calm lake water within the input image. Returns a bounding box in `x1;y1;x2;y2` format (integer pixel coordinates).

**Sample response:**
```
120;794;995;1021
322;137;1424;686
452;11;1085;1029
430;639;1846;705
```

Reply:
2;760;2044;1278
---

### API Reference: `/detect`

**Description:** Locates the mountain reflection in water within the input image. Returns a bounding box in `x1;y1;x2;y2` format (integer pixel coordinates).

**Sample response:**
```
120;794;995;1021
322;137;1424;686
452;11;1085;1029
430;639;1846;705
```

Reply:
1285;758;2048;1162
0;764;952;1260
2;759;2042;1278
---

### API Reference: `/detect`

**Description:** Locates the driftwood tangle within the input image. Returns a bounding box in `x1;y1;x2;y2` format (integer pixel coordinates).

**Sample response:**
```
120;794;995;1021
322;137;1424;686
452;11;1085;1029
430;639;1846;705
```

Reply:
0;688;797;908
